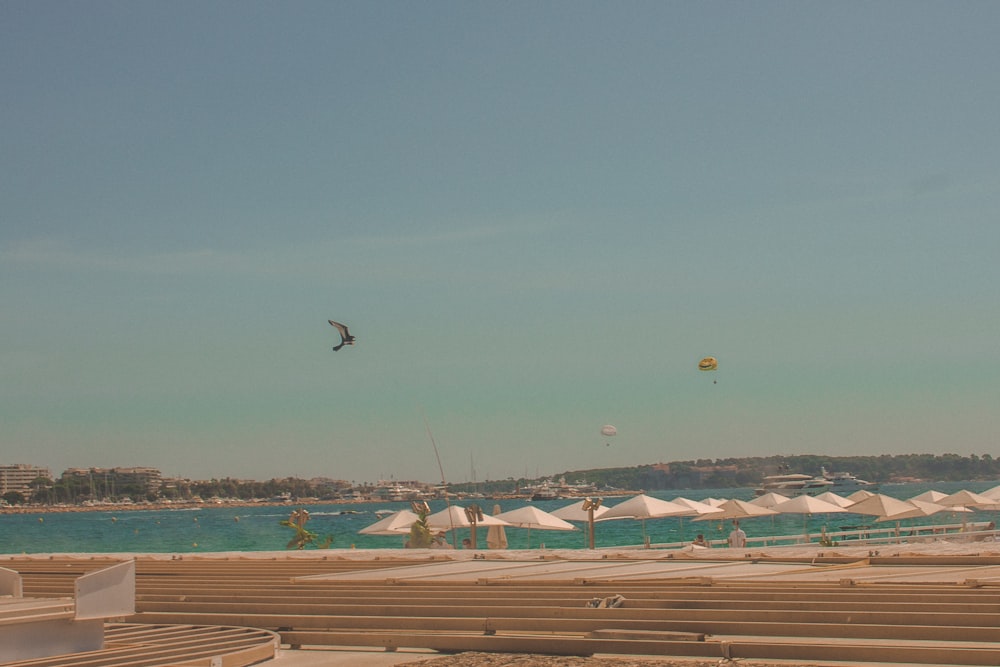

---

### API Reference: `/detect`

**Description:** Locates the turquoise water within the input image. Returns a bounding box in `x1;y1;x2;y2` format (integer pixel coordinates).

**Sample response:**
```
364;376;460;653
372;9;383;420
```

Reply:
1;481;996;554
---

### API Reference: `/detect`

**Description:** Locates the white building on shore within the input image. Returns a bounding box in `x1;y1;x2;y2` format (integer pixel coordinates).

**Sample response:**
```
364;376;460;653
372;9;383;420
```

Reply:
0;463;52;500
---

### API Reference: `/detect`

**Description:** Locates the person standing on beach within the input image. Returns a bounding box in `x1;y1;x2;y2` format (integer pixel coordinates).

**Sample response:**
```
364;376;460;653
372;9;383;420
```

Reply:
728;520;747;548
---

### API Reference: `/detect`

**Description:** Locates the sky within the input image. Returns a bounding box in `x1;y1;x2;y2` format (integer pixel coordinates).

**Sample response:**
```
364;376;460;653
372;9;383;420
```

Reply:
2;1;999;486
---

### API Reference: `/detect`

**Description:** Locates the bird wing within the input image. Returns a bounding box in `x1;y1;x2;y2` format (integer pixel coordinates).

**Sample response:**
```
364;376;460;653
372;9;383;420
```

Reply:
329;320;355;350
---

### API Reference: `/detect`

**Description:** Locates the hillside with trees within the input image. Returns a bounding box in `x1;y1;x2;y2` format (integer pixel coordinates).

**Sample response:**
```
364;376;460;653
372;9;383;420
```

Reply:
554;453;999;491
453;453;1000;495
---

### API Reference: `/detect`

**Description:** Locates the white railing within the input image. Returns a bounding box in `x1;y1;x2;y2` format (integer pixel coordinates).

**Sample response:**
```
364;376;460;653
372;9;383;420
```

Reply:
621;521;995;551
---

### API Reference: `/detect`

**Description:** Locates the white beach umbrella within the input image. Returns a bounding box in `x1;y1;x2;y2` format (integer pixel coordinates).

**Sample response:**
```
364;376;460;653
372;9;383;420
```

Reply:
749;492;790;509
671;497;725;515
426;504;511;528
937;490;1000;510
426;505;511;535
846;489;876;502
844;493;930;543
553;498;608;549
936;490;1000;532
845;493;916;518
773;495;847;540
486;503;508;550
358;509;418;536
908;490;949;504
980;485;1000;501
814;491;854;508
692;499;779;521
494;505;577;548
876;499;969;522
597;494;694;544
552;499;611;522
773;495;848;515
599;494;694;520
670;497;724;541
494;505;576;530
692;499;778;546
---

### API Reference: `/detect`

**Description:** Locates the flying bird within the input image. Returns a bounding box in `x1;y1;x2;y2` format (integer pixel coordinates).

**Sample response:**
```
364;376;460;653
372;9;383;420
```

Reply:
328;320;356;351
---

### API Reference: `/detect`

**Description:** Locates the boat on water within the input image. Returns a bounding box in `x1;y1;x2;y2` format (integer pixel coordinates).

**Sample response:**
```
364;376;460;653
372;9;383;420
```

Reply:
525;477;598;501
820;467;878;490
527;480;560;501
754;473;833;497
371;481;426;502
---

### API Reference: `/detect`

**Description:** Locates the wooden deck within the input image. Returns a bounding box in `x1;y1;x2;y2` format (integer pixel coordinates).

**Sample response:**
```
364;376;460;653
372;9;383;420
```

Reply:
8;554;1000;665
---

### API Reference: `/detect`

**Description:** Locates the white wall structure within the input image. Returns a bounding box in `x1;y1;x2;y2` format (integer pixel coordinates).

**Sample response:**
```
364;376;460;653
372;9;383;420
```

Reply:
0;560;135;662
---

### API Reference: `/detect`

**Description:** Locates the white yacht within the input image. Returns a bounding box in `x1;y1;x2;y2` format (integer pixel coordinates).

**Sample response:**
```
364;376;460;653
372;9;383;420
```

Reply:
527;480;560;501
820;467;877;490
755;473;833;497
372;481;424;502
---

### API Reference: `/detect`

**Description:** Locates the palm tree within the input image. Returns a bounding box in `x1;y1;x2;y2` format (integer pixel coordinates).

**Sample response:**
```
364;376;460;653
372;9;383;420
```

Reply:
280;509;332;549
407;501;434;548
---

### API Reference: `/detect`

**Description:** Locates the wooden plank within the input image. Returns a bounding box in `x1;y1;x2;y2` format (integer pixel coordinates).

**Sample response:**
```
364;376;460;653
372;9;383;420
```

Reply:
128;609;1000;643
280;630;707;659
131;598;1000;629
280;629;1000;665
588;629;705;641
131;589;1000;615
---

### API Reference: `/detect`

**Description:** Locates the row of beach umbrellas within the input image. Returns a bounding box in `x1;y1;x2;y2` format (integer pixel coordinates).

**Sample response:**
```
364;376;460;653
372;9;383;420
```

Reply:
359;485;1000;548
359;503;576;548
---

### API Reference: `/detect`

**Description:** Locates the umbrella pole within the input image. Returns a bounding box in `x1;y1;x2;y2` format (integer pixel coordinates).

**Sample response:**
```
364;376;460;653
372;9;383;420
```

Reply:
587;507;595;550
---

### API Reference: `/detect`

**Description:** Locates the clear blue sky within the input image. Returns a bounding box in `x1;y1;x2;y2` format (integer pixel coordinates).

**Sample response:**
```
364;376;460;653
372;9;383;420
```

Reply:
3;1;998;485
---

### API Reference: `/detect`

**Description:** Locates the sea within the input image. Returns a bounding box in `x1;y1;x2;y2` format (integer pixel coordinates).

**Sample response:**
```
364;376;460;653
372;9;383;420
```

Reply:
2;480;997;555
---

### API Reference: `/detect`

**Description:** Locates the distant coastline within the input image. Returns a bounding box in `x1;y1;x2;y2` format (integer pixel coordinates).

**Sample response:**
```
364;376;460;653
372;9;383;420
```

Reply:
0;497;407;515
0;490;642;517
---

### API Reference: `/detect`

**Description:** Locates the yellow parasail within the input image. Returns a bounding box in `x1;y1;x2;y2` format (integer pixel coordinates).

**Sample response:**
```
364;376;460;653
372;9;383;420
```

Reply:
698;356;718;371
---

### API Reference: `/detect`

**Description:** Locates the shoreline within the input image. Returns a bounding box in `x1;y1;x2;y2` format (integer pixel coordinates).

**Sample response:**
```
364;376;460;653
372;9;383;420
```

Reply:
0;491;643;516
0;499;338;515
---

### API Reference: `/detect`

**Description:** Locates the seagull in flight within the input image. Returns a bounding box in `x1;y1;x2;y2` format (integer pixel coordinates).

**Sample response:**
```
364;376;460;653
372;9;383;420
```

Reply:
328;320;356;351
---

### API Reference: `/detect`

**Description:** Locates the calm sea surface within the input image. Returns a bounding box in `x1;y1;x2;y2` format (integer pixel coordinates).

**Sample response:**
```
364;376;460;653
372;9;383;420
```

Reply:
1;481;997;555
